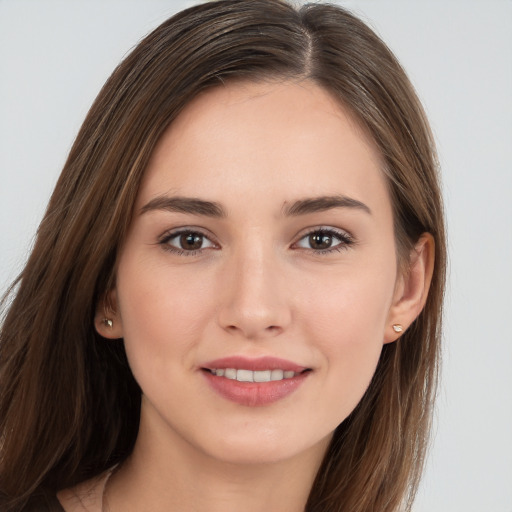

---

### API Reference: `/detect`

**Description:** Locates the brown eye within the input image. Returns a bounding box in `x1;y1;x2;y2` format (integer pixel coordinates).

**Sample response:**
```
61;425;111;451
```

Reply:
161;230;216;253
295;228;353;253
179;233;204;250
308;233;333;250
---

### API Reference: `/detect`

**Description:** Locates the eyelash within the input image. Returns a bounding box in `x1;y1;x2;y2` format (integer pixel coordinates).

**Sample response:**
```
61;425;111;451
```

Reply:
158;227;355;256
158;228;217;256
294;227;355;254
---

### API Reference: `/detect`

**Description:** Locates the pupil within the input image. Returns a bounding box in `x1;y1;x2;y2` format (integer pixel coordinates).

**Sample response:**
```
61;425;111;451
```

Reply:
180;233;202;250
310;233;332;249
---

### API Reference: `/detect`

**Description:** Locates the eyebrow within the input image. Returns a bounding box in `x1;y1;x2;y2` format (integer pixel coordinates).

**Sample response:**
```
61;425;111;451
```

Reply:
139;194;371;218
283;195;371;216
140;196;226;218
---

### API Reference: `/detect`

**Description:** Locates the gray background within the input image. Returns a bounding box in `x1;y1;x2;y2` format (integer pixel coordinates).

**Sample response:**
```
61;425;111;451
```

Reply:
1;1;511;510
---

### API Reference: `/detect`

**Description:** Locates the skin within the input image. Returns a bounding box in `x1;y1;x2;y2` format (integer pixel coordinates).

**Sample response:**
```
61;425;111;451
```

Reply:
60;80;433;512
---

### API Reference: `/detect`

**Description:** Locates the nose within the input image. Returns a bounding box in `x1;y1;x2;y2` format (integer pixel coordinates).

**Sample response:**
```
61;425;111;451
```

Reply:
217;245;292;340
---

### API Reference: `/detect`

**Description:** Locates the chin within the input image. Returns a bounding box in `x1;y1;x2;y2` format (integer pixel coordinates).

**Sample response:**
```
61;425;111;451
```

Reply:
193;425;332;467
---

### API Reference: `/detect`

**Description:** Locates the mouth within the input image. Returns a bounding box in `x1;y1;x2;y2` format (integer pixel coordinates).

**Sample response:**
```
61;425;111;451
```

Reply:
202;367;311;382
200;356;312;406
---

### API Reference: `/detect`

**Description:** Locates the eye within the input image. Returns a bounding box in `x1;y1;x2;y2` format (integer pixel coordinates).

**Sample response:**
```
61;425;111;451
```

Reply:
294;228;354;253
159;229;216;254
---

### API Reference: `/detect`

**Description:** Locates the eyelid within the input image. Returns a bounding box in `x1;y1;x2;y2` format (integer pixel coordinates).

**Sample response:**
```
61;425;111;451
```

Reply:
156;225;354;256
158;226;220;254
292;226;355;252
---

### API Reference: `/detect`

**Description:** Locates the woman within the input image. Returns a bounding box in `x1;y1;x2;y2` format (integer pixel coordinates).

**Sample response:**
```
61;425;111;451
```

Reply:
0;1;446;511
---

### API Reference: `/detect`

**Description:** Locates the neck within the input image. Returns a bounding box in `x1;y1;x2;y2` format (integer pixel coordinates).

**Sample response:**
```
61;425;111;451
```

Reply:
105;403;330;512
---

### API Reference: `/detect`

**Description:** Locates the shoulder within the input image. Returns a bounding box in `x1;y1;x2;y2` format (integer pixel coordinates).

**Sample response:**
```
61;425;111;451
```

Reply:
56;470;112;512
2;469;113;512
17;489;65;512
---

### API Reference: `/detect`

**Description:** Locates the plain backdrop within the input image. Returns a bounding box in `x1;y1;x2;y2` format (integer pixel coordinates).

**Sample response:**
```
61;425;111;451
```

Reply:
1;1;511;511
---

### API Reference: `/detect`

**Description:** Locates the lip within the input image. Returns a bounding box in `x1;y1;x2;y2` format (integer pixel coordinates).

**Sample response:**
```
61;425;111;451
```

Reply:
202;356;308;373
200;356;311;407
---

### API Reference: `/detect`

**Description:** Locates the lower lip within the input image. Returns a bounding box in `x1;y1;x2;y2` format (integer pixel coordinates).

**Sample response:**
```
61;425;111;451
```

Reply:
202;371;309;406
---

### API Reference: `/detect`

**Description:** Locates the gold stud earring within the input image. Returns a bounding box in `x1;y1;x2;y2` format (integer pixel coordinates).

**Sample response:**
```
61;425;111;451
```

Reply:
103;318;113;328
392;324;403;333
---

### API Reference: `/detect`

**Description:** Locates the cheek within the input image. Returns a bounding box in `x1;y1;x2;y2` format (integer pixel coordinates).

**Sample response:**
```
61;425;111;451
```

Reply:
297;263;395;411
115;256;218;376
299;257;395;339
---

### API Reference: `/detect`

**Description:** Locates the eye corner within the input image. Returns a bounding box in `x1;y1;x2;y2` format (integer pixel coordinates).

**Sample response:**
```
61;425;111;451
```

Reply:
158;227;220;256
292;226;355;254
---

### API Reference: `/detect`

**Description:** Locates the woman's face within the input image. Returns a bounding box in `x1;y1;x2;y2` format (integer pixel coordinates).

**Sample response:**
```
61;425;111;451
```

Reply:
110;80;403;466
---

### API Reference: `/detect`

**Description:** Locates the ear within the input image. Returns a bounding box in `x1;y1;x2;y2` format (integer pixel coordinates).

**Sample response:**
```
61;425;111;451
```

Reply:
94;289;124;339
384;233;435;344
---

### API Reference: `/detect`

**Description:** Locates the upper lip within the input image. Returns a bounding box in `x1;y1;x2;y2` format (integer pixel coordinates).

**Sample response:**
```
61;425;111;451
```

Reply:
201;356;309;373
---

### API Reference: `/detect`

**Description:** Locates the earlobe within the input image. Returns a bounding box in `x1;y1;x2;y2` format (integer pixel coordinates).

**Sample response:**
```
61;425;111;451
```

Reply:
384;233;435;344
94;290;124;339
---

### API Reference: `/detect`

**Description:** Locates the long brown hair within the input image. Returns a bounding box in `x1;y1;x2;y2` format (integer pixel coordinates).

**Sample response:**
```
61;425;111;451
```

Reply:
0;1;446;511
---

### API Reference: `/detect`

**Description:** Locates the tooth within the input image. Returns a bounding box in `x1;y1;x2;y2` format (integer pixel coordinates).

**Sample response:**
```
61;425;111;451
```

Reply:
224;368;237;380
236;369;254;382
270;369;284;381
216;368;297;382
253;370;271;382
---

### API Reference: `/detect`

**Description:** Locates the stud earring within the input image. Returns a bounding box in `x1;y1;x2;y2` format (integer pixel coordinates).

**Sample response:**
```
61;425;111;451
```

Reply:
103;318;113;328
392;324;403;333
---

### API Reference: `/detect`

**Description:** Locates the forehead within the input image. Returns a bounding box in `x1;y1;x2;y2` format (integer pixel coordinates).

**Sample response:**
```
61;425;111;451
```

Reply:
138;80;389;216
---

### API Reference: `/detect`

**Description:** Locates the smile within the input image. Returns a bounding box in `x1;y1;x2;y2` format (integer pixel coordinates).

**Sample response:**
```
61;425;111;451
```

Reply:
201;357;312;406
207;368;302;382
